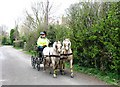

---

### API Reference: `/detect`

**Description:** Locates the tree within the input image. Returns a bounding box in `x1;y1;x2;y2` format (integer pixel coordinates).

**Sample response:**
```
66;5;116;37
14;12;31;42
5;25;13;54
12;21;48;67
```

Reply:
66;1;119;73
10;25;19;44
19;0;56;51
0;25;9;44
2;37;7;45
0;25;8;36
14;25;20;40
10;29;15;44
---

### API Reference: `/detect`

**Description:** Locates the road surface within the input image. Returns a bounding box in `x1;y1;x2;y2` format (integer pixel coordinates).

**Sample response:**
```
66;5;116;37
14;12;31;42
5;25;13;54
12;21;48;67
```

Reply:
0;46;107;85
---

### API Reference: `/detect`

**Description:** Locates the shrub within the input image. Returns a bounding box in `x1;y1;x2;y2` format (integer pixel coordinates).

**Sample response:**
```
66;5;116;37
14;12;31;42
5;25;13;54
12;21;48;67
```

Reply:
13;40;24;48
1;37;11;45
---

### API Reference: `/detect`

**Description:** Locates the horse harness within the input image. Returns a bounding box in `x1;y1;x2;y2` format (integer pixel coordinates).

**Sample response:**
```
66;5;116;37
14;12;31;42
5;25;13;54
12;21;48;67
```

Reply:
43;49;73;61
60;53;73;60
44;53;61;58
43;53;72;59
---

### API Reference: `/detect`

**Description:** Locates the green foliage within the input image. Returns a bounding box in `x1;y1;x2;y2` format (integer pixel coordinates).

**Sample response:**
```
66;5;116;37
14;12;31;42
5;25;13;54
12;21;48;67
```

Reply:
10;26;20;45
1;36;11;45
47;24;70;42
13;40;24;48
2;37;7;45
10;29;15;44
25;30;39;51
21;36;26;42
67;1;120;74
47;25;56;44
66;63;119;86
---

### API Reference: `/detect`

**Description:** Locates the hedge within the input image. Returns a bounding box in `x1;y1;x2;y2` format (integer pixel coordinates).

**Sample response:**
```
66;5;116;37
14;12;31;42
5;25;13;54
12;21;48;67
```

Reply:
13;40;24;48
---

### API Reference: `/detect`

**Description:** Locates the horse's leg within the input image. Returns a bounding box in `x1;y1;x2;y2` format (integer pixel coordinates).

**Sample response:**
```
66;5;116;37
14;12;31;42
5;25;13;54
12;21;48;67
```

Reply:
62;60;65;75
52;58;57;78
55;62;59;75
59;60;63;75
53;64;57;78
70;58;74;78
49;57;53;74
60;60;65;75
43;58;46;71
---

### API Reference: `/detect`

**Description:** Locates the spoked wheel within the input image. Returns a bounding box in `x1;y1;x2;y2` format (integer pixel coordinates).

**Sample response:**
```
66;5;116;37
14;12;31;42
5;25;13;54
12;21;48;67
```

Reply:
37;64;40;71
36;57;41;71
36;56;44;71
31;56;36;69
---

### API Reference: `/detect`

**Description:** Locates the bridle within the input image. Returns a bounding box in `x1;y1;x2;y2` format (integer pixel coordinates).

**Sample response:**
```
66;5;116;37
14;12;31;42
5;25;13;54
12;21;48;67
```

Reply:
60;40;73;59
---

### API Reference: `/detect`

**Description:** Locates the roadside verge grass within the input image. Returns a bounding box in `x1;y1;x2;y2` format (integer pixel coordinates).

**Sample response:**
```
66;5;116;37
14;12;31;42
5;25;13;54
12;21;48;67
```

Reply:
13;46;33;55
66;63;120;87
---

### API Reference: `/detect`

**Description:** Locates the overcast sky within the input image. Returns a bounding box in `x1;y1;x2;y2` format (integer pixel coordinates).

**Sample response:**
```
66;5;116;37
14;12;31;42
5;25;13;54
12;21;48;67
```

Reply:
0;0;80;30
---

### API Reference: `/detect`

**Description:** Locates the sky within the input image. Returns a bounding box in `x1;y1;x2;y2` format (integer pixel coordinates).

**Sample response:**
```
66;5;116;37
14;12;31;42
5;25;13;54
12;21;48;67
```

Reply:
0;0;79;31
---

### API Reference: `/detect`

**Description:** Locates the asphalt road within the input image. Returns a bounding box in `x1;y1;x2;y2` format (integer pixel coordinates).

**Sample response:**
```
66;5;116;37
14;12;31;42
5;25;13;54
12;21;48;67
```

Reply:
0;46;107;85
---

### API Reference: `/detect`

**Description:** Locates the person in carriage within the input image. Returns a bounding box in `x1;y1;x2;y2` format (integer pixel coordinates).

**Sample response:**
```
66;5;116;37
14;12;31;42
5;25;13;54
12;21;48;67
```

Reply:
37;31;50;57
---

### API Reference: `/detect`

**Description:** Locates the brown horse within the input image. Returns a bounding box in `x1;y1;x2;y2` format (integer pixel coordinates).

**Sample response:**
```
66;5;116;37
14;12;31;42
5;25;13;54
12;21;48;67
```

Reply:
60;38;74;78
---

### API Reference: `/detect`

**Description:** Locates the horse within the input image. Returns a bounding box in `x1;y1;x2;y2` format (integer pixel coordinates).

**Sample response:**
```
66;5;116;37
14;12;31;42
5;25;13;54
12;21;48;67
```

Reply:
43;41;62;78
60;38;74;78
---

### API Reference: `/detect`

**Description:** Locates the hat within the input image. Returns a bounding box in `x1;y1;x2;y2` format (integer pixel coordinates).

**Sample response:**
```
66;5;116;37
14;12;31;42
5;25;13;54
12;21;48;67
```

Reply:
40;32;45;35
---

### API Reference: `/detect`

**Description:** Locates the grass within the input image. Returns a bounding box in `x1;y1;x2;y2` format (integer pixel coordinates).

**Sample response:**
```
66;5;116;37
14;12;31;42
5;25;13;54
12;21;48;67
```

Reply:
66;63;120;87
24;51;33;55
14;46;22;50
13;46;34;55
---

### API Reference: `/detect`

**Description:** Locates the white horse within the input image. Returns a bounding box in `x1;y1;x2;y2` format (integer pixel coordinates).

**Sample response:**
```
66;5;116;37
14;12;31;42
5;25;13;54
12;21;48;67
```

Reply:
43;41;62;78
60;38;74;78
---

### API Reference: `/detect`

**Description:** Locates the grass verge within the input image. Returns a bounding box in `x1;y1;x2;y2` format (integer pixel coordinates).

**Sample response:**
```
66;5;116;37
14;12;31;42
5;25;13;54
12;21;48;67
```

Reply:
24;51;33;55
13;46;34;55
66;63;120;87
13;46;23;50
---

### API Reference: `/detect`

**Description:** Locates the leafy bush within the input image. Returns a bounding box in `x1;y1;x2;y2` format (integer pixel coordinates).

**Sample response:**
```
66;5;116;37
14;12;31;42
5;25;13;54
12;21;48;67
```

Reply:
2;37;7;45
1;37;11;45
13;40;24;48
66;2;120;74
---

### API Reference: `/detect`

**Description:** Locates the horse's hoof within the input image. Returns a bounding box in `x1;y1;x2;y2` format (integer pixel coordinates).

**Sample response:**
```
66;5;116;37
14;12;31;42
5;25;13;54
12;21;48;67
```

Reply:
60;73;63;75
61;72;65;75
49;71;52;74
71;75;74;78
53;76;57;78
53;74;57;78
33;66;35;69
60;70;64;75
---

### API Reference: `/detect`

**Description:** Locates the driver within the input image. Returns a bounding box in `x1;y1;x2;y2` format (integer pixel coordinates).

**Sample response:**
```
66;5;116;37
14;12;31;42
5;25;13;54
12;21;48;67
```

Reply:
37;31;49;57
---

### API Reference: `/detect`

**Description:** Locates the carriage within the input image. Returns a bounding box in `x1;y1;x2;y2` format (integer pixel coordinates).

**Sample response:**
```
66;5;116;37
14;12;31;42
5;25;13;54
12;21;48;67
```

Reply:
31;47;44;71
31;39;74;78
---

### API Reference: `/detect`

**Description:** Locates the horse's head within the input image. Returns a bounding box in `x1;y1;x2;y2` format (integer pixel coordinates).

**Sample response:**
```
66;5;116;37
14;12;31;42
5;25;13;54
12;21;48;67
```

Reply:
53;41;62;54
63;39;71;51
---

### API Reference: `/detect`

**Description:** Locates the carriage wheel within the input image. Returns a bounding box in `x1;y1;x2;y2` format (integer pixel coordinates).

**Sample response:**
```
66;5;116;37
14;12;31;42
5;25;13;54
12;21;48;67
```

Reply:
36;57;41;71
31;56;35;69
40;57;44;64
37;64;40;71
